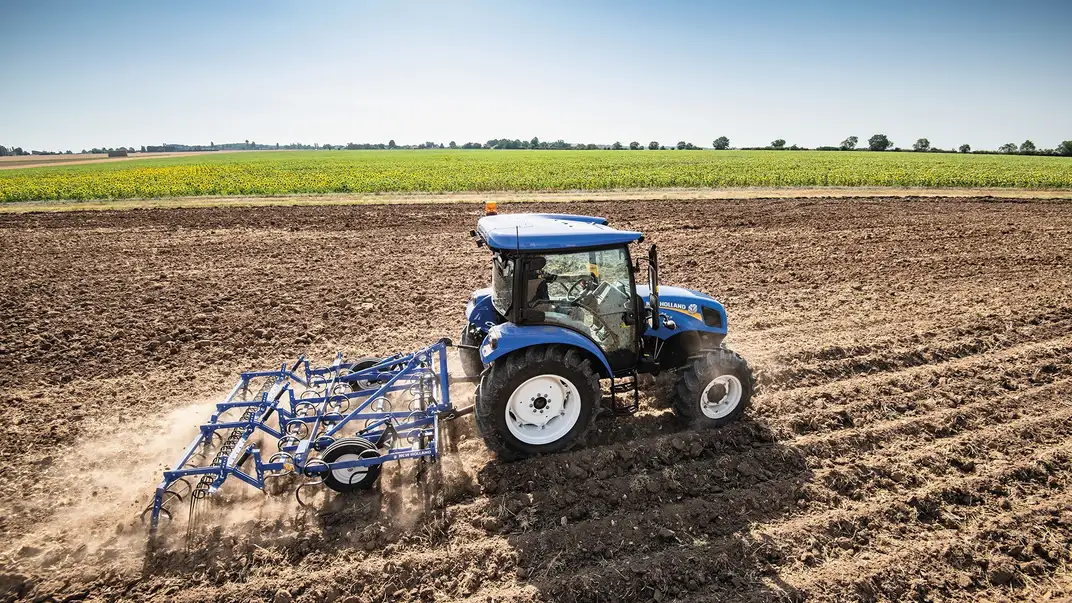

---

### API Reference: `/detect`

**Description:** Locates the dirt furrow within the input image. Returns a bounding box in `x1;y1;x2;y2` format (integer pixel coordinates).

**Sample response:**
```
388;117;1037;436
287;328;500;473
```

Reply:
519;440;1072;603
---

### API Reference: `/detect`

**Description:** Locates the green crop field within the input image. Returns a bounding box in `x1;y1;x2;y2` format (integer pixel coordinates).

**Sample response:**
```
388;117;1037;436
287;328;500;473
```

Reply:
1;149;1070;202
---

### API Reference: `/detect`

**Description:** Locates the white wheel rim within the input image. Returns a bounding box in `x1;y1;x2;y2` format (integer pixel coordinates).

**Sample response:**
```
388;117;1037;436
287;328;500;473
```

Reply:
505;374;582;445
330;451;371;484
700;375;743;419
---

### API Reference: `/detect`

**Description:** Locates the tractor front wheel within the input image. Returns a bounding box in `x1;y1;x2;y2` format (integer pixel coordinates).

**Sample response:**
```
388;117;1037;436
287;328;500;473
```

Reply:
476;345;600;460
672;348;754;427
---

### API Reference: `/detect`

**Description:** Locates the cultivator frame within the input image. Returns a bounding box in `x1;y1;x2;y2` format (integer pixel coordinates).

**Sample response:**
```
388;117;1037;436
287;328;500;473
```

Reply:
146;339;458;534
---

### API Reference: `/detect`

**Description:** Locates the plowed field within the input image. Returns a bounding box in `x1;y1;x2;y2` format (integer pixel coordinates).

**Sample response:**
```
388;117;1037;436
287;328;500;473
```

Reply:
1;196;1071;602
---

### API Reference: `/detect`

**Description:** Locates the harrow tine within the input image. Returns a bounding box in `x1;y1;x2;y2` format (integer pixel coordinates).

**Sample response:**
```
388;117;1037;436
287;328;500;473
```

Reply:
295;458;328;507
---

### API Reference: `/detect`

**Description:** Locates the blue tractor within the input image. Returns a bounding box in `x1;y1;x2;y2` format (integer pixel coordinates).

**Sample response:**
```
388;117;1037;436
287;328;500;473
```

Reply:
145;209;756;530
459;211;755;459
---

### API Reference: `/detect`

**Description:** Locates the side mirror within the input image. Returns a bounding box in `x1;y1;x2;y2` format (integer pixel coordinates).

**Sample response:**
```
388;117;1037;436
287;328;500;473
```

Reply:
648;245;660;330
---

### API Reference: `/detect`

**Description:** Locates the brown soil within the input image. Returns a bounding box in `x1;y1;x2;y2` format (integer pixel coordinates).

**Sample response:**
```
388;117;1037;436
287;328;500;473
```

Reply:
1;196;1071;602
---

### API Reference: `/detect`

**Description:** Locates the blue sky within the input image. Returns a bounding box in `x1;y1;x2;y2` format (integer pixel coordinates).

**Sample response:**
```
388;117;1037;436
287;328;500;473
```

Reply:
1;0;1070;151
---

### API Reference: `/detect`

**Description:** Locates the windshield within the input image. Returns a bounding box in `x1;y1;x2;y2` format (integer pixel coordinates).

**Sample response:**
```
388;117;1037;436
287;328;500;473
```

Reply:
491;254;514;316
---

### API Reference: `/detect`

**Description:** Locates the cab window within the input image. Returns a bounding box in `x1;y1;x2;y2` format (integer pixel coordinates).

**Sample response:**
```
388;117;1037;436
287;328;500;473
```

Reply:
491;254;514;317
521;247;637;363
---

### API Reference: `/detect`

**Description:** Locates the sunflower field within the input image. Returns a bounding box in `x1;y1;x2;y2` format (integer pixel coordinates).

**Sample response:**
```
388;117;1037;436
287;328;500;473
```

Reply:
1;150;1070;202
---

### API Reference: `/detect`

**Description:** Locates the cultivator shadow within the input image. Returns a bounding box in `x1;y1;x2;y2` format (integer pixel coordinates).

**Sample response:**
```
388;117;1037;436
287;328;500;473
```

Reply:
145;339;469;535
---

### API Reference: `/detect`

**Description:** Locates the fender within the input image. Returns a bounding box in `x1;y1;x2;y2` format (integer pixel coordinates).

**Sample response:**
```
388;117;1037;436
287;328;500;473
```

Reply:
465;288;499;330
479;323;613;377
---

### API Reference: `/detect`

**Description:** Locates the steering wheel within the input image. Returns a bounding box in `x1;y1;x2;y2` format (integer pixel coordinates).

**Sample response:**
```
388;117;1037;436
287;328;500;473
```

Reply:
566;276;596;303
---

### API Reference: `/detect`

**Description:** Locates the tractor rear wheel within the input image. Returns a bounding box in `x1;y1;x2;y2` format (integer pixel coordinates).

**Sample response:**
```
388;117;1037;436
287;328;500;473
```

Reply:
459;324;485;379
672;348;754;427
476;345;600;460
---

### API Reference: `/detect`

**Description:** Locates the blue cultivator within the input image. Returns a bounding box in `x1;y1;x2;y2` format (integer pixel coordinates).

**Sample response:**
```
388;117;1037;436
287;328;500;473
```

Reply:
145;339;466;534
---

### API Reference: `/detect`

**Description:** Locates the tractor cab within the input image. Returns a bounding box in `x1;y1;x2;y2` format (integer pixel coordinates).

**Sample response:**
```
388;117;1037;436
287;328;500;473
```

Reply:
462;210;753;460
477;213;644;372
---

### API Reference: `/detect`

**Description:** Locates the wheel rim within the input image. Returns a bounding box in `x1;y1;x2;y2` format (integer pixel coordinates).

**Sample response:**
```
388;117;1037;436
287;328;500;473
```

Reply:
330;451;372;484
699;374;743;419
505;374;582;445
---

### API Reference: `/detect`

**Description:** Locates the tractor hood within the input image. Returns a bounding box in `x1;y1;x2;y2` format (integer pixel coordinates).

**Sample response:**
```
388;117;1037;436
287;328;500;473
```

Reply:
637;285;727;337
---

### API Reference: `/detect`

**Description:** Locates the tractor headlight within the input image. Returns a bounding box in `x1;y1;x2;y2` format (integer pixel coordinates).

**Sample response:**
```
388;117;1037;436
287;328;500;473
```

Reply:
481;330;500;358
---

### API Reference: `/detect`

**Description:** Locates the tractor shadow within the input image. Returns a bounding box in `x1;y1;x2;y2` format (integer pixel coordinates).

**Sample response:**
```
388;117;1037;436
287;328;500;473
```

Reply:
479;414;813;602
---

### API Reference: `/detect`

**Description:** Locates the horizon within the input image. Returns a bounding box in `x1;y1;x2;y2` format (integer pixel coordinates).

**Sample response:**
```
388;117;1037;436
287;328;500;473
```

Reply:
2;0;1071;152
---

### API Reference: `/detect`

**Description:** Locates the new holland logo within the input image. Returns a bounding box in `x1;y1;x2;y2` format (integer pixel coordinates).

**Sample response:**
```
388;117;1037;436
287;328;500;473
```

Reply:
663;301;702;320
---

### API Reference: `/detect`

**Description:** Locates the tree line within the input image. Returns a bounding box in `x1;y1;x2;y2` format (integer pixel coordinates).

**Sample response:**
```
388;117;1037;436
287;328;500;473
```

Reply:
4;136;1072;156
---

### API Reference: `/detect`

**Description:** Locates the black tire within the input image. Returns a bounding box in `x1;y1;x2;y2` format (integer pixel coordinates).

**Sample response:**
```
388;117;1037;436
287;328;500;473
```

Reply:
476;345;600;460
320;437;381;492
347;357;384;392
672;348;754;427
459;324;485;379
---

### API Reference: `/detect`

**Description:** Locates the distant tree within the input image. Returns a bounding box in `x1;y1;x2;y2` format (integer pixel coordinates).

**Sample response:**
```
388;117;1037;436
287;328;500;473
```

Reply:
770;139;786;149
676;141;687;150
612;141;623;150
840;135;858;150
530;137;539;149
1020;140;1036;153
1058;141;1072;156
210;141;214;147
140;145;146;153
913;138;930;152
712;136;730;150
449;141;457;149
629;141;640;150
868;134;892;151
685;142;696;149
959;144;971;153
245;139;250;149
649;141;660;150
585;143;598;150
276;142;281;149
0;145;7;156
388;139;397;149
998;142;1018;154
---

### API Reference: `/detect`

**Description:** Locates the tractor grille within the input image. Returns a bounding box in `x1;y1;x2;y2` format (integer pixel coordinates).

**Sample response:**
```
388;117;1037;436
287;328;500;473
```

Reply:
702;306;723;328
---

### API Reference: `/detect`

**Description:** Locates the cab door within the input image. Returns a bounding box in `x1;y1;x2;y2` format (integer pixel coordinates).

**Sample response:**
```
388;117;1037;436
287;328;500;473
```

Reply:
518;245;640;373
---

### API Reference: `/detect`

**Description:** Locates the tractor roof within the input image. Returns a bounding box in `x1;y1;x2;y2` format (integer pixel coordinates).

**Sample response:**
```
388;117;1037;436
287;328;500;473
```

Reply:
476;213;643;251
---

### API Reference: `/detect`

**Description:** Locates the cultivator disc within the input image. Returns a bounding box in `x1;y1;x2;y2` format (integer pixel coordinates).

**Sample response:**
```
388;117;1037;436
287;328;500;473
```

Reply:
145;339;455;535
